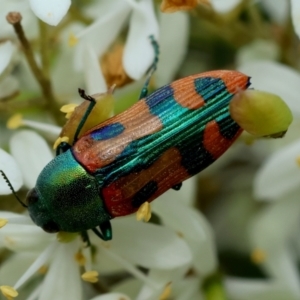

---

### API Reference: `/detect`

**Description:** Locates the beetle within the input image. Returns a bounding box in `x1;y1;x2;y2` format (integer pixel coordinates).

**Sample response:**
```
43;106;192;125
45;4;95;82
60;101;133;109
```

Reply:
22;69;250;241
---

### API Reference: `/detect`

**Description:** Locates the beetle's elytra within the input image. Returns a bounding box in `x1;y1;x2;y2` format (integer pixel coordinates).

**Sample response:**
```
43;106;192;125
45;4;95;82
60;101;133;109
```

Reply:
26;70;250;241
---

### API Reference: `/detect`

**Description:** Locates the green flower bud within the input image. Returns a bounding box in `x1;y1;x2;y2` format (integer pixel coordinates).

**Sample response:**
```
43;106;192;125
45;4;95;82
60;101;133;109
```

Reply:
229;90;293;138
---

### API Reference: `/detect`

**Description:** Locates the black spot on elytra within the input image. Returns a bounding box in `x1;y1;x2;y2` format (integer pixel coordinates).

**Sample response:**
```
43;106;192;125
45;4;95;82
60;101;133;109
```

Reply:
132;181;158;207
217;117;241;140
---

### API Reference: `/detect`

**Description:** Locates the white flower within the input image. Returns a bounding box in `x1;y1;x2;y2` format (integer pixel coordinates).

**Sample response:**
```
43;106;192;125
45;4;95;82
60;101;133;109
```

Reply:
0;0;38;39
29;0;71;26
0;149;23;195
0;41;19;99
73;0;159;81
0;211;193;299
0;128;196;299
290;0;300;38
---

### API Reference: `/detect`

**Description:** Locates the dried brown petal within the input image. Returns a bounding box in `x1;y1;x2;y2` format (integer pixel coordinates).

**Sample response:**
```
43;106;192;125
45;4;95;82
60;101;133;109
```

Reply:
101;44;133;88
161;0;207;13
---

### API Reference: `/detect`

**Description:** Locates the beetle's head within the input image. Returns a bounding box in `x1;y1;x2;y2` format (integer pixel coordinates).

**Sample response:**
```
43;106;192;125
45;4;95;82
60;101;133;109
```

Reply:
26;150;111;233
26;187;60;233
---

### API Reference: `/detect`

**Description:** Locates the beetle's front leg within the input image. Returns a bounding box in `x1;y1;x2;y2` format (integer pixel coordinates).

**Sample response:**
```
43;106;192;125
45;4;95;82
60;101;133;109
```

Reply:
92;221;113;241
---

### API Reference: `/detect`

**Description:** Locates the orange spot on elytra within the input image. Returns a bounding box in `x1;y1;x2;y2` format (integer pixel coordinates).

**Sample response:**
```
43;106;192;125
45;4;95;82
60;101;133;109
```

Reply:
170;70;249;109
171;77;205;109
203;120;242;159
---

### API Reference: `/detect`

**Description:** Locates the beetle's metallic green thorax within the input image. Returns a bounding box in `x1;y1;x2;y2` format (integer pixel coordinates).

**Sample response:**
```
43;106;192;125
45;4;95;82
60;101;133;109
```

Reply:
28;150;111;232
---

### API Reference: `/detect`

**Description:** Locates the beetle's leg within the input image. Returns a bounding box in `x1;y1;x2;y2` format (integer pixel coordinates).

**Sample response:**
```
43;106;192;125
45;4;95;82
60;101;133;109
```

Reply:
92;220;112;241
172;183;182;191
138;35;159;100
73;88;97;143
81;230;91;247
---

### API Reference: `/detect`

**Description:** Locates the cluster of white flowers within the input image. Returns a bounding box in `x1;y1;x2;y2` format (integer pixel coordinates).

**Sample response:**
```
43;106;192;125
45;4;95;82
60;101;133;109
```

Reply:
1;0;300;299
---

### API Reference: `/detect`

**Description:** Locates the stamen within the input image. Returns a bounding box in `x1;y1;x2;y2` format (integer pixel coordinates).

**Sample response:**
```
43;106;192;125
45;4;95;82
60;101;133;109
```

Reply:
296;156;300;166
74;251;86;266
81;270;99;283
68;33;78;47
7;114;23;129
0;285;18;299
251;248;267;264
0;219;8;228
37;265;48;274
60;103;78;119
136;202;151;222
53;136;69;150
159;282;172;300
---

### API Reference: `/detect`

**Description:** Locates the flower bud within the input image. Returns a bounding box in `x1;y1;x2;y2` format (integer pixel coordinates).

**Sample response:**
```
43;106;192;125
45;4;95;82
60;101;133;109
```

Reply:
229;90;293;138
59;89;114;144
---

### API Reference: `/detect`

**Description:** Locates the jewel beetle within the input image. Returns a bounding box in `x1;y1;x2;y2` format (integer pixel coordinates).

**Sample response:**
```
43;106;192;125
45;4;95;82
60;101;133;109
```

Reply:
22;68;250;241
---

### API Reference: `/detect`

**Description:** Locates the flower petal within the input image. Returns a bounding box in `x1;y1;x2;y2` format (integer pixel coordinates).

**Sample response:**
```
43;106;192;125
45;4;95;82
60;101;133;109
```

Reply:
0;1;38;39
74;0;131;71
0;148;23;194
225;277;299;300
153;197;217;275
29;0;71;26
83;45;107;94
0;41;15;76
107;216;192;269
0;252;36;286
123;0;159;80
291;0;300;38
211;0;242;13
254;139;300;200
155;11;189;86
0;76;19;99
238;60;300;117
10;130;53;189
0;223;53;252
38;240;82;300
261;0;289;25
236;39;279;66
249;196;300;296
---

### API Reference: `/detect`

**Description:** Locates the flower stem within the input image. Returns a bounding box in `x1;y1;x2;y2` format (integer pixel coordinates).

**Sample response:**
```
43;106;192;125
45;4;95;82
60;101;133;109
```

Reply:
39;19;50;78
6;12;64;125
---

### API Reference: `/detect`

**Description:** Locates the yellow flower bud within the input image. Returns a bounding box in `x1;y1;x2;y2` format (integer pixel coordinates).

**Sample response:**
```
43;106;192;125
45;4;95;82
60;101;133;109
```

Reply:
229;90;293;138
59;90;114;145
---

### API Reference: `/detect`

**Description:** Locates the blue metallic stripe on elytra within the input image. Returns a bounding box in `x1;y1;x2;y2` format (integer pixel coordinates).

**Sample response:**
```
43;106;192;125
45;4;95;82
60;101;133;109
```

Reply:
90;123;125;141
146;84;174;108
194;77;227;103
147;90;189;128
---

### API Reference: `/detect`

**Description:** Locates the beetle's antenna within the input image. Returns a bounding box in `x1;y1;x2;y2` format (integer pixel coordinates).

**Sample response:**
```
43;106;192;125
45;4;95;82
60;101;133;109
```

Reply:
0;170;27;208
138;35;160;100
73;88;96;144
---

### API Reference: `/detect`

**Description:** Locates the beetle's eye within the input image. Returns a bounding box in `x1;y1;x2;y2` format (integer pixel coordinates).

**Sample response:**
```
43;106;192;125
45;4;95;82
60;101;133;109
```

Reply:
42;220;59;233
26;188;39;206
